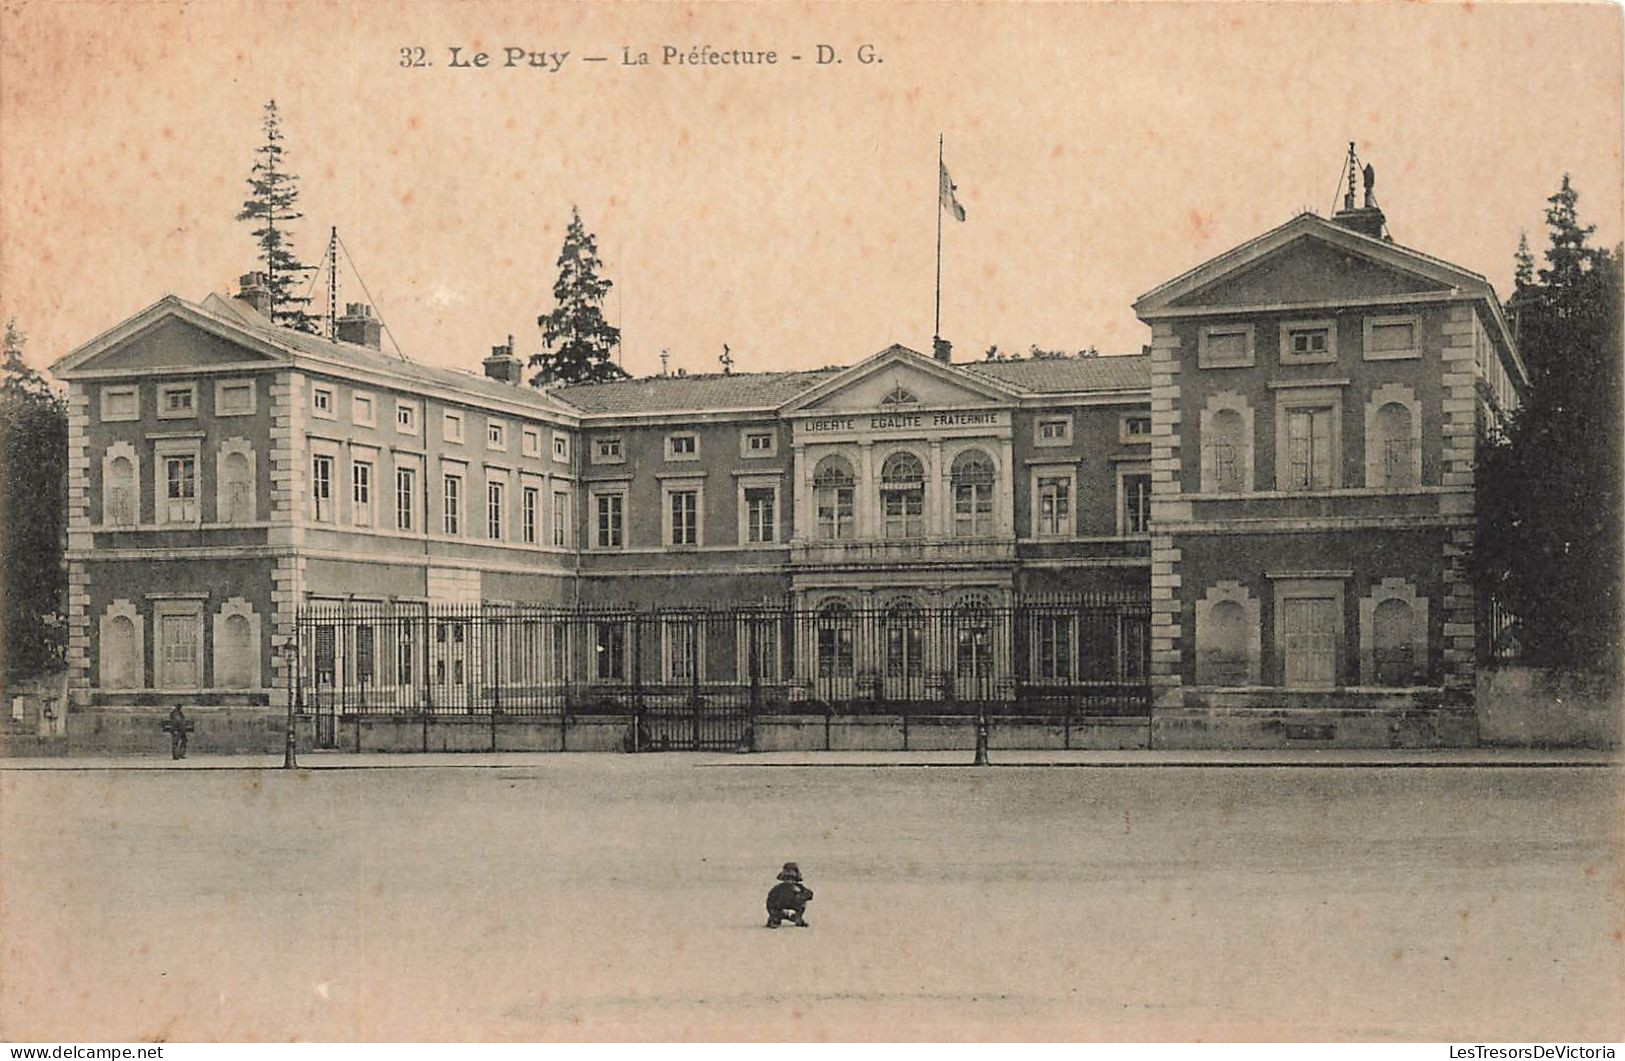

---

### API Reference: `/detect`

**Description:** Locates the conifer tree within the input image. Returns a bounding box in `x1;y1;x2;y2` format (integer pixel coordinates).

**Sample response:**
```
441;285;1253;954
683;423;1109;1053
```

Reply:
236;100;318;333
529;207;628;387
1475;176;1622;673
0;320;67;678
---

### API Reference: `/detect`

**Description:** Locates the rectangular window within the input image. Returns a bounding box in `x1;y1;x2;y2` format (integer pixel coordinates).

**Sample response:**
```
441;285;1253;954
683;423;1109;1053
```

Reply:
164;455;198;523
443;411;464;444
745;488;775;543
552;434;570;462
522;428;542;457
882;486;924;538
215;380;254;416
487;421;506;450
1365;315;1420;360
666;433;699;460
395;402;418;433
352;393;376;426
443;474;462;534
1037;476;1071;536
311;387;335;418
594;437;624;463
522;486;539;544
352;461;373;527
101;386;139;422
817;485;854;540
552;490;570;547
1121;472;1152;534
1281;319;1337;365
741;617;781;682
595;492;624;548
1285;407;1336;490
1121;414;1152;443
669;489;698;546
395;468;416;530
1036;417;1071;446
1033;614;1074;682
664;619;702;682
486;480;505;540
742;430;776;457
593;622;626;681
158;383;197;420
311;455;334;522
1199;324;1255;368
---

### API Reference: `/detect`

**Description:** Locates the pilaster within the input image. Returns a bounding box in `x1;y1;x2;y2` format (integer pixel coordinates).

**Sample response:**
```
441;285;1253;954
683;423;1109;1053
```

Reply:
64;383;92;703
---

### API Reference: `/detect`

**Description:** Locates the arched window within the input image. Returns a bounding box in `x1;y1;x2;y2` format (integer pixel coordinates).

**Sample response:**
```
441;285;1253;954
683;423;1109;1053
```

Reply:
103;615;140;689
950;449;995;537
884;600;924;687
880;451;925;538
106;456;136;525
1372;598;1415;685
221;451;252;523
1208;409;1246;493
217;613;254;688
953;594;994;695
1374;402;1415;488
815;599;854;679
813;456;855;540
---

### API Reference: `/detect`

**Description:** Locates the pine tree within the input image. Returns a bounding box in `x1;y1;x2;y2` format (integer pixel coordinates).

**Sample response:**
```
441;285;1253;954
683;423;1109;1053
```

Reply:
1475;176;1622;674
1512;232;1535;292
0;319;67;678
529;207;628;387
235;100;318;333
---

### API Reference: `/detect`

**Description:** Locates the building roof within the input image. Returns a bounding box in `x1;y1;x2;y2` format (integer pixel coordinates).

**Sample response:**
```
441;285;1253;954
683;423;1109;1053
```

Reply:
550;368;842;414
962;354;1150;393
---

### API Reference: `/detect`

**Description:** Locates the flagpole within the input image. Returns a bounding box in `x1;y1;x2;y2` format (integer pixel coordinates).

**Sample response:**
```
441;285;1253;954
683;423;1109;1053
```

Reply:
934;133;944;341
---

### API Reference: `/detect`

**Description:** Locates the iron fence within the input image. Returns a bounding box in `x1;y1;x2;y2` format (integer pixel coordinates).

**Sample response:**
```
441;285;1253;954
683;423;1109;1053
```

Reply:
292;597;1150;740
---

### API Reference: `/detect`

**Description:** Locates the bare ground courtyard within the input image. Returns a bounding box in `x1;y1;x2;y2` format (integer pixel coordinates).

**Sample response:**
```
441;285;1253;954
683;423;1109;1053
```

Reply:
1;754;1621;1042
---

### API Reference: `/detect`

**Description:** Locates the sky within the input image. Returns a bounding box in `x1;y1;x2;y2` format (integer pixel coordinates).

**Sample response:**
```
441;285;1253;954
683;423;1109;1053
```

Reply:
1;1;1620;381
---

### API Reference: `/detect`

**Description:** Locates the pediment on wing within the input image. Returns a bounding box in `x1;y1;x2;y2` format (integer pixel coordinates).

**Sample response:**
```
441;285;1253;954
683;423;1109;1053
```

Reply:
1135;214;1490;318
53;298;290;377
781;343;1017;413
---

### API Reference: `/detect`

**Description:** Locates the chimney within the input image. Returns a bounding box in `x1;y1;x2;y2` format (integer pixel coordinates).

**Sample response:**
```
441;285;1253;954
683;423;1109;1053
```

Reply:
238;272;272;317
1329;144;1389;241
335;302;382;350
483;334;524;385
932;336;953;364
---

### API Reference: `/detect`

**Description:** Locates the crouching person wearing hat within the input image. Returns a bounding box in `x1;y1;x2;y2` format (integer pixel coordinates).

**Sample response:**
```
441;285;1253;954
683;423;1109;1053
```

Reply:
765;862;813;928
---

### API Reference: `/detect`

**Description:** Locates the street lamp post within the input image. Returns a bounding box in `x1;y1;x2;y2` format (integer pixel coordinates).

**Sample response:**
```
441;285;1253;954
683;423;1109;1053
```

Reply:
281;640;300;769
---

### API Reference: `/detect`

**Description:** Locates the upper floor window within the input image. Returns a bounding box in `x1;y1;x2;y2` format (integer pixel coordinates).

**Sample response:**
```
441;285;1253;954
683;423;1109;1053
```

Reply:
215;380;255;417
666;433;699;461
744;487;776;543
442;473;463;535
813;456;855;541
443;411;464;444
311;455;335;522
1280;320;1337;365
487;480;505;540
395;401;419;434
101;385;139;423
352;392;376;427
1198;323;1255;369
311;386;335;419
742;430;777;458
157;383;197;420
880;451;925;539
880;385;919;406
1035;415;1072;448
162;452;199;524
552;490;571;547
950;449;995;537
522;486;539;544
1036;474;1072;537
1364;314;1421;361
1283;406;1337;490
593;491;625;549
395;467;416;530
1118;469;1151;535
552;434;570;463
487;421;507;450
351;460;373;527
667;488;699;547
594;437;624;463
522;428;542;458
1120;414;1152;444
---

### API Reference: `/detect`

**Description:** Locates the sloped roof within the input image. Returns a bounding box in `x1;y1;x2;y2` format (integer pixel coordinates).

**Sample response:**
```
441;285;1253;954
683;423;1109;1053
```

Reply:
551;368;841;414
962;354;1150;394
197;294;578;415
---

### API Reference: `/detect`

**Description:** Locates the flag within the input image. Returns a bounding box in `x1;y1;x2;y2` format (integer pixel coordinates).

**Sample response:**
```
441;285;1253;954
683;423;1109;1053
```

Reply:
939;160;967;222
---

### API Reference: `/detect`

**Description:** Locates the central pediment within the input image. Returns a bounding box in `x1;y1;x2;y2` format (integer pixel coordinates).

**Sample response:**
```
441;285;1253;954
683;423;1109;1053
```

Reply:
782;343;1017;414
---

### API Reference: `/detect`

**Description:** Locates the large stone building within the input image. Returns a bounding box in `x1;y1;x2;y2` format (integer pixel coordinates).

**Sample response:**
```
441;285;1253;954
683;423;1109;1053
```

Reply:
48;189;1525;747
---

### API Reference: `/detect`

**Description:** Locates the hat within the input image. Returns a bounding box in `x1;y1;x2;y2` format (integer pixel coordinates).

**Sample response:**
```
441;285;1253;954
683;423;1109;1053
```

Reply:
777;862;802;882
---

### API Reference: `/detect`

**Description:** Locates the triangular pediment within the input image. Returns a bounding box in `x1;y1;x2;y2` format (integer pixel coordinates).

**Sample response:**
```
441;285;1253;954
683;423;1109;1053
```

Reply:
782;344;1018;413
53;298;290;376
1135;213;1492;318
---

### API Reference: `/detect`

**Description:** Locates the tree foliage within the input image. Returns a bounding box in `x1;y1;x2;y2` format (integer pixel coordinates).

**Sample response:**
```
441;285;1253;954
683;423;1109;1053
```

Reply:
0;320;67;679
529;207;628;387
1475;176;1623;673
235;100;319;333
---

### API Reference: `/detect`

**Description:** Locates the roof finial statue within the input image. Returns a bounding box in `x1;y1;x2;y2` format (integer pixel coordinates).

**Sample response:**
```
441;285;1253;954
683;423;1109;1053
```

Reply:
1363;163;1376;209
1344;141;1358;212
719;343;733;375
659;348;670;376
